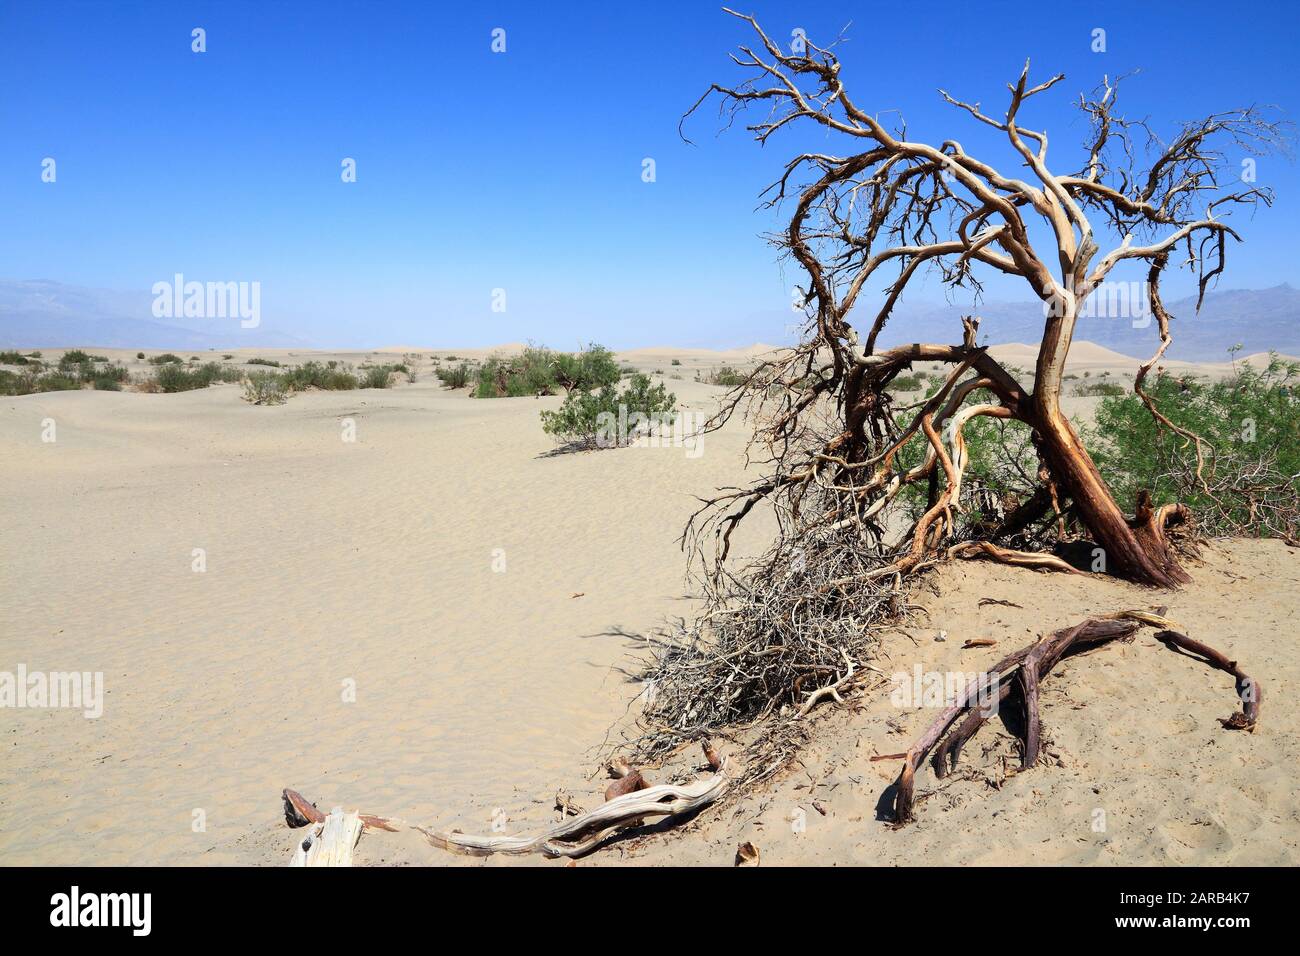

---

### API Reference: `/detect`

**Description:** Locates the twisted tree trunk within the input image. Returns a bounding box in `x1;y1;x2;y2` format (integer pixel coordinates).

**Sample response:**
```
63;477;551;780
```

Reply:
1033;299;1192;588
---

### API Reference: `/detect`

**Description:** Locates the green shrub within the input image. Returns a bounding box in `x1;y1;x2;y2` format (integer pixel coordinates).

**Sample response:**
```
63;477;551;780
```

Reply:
1073;381;1126;397
242;371;288;405
154;364;202;392
360;365;394;389
0;370;27;394
150;362;237;392
1090;353;1300;536
148;353;183;365
85;364;130;391
0;368;83;395
475;345;556;398
282;361;359;391
58;349;93;370
247;357;281;367
890;373;925;392
39;372;81;392
540;373;677;448
671;358;682;366
0;350;30;365
696;365;747;388
136;352;146;359
551;344;620;394
436;362;473;389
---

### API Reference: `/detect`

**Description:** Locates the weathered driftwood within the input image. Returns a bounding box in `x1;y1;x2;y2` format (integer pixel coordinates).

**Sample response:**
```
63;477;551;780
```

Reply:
887;615;1260;824
1155;629;1260;730
290;808;363;867
281;742;732;861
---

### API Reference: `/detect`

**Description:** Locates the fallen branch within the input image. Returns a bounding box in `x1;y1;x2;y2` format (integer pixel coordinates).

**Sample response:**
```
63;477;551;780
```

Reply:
283;788;397;833
1155;629;1260;730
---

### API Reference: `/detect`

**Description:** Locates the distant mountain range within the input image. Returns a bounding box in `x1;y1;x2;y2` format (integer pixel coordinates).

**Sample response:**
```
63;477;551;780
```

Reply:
874;284;1300;362
2;278;1297;360
0;279;309;350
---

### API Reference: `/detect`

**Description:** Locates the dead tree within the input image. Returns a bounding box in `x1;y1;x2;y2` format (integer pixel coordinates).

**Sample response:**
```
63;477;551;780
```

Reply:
681;9;1288;589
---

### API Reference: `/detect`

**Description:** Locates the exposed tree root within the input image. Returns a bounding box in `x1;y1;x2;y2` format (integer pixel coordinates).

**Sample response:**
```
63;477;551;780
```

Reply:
888;615;1260;825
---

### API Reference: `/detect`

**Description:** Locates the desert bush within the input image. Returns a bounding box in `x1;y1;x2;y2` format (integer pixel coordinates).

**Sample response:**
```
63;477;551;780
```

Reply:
551;343;620;394
671;358;682;366
890;373;926;391
85;363;130;391
540;373;676;448
473;345;560;398
0;350;30;365
242;370;288;405
0;370;28;394
1091;353;1300;538
436;362;473;389
696;365;747;388
246;357;281;367
282;361;359;391
1073;380;1126;397
151;361;237;392
136;351;145;359
58;349;94;370
0;369;81;395
147;353;183;365
360;365;394;389
152;363;202;392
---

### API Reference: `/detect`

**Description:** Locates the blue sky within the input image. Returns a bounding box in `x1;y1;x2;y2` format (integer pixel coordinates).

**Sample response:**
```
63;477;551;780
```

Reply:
1;0;1296;348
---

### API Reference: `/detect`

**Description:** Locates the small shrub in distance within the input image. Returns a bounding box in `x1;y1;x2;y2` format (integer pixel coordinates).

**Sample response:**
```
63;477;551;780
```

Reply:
1073;381;1126;397
58;349;93;370
696;365;747;388
282;361;359;391
436;362;473;389
360;365;394;389
246;357;281;367
890;373;925;392
242;370;288;405
540;373;677;449
148;353;183;365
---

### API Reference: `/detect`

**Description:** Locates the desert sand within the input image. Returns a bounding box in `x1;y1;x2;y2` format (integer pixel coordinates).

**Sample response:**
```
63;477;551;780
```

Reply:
1;345;1296;866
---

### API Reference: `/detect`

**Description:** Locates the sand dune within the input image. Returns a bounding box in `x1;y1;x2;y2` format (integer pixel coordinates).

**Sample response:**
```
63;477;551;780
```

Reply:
1;345;1295;866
